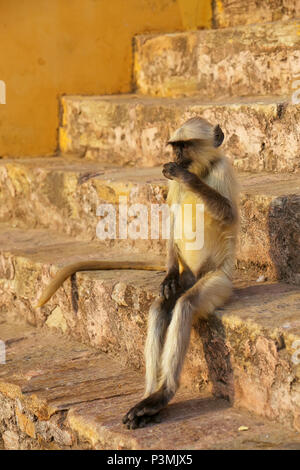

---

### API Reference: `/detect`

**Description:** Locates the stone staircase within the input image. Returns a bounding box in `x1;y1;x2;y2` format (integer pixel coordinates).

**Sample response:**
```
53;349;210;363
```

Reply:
1;310;300;450
1;3;300;449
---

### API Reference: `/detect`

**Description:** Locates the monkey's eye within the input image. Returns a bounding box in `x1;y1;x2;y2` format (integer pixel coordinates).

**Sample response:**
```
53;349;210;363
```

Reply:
181;142;193;150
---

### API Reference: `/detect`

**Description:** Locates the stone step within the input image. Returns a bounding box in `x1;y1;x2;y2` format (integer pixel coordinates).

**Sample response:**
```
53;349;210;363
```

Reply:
213;0;300;28
59;94;300;173
0;227;299;432
1;314;300;450
134;19;300;99
0;160;299;282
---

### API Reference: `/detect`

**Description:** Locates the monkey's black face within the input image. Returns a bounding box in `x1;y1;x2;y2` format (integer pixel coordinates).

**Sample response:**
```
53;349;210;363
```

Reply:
170;142;192;169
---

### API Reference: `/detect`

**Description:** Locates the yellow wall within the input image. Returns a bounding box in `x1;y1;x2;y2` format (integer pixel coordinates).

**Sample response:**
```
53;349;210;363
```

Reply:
0;0;211;157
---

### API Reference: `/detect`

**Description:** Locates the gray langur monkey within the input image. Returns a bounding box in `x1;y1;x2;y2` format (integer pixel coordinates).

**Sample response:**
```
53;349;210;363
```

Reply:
123;117;239;429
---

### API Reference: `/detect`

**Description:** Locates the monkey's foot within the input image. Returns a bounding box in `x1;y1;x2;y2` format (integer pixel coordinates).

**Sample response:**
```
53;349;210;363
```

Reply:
122;388;169;429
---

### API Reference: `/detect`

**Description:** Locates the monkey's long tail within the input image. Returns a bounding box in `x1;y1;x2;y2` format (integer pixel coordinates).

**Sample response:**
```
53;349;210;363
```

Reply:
35;260;165;308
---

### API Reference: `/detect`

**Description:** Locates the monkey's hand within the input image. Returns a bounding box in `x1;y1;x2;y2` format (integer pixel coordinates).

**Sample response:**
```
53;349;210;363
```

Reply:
162;162;185;181
160;270;180;300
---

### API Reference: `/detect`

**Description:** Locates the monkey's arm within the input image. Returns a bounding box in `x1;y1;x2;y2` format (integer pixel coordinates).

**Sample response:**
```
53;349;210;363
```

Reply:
36;260;165;308
160;239;180;300
163;162;235;225
159;206;180;300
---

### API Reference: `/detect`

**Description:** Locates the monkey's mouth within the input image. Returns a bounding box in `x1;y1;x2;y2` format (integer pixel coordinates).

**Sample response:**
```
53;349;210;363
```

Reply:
175;155;192;168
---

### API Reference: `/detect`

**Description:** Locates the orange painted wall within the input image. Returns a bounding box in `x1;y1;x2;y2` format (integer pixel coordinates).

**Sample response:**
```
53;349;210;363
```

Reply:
0;0;212;157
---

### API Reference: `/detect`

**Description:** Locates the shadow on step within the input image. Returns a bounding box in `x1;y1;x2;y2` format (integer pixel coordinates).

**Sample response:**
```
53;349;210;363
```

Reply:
195;316;235;404
233;281;296;299
268;195;300;285
160;394;231;424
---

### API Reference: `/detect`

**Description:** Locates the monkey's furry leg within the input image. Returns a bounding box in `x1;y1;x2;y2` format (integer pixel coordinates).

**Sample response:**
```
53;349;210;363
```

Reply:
122;269;232;429
160;269;232;395
144;296;176;397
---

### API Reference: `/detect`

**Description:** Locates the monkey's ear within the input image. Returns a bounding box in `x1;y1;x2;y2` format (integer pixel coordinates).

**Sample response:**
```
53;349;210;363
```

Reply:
213;125;224;147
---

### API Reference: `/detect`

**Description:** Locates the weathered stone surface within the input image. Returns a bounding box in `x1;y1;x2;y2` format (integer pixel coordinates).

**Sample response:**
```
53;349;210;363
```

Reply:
134;20;300;98
15;405;36;439
45;306;67;333
237;175;300;284
42;273;300;431
213;0;300;28
59;95;300;172
1;313;300;449
0;314;138;449
0;158;167;255
67;391;300;450
0;236;300;431
2;430;20;450
0;161;299;281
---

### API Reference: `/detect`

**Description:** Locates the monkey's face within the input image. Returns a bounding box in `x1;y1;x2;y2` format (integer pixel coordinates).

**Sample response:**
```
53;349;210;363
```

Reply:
170;142;192;169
